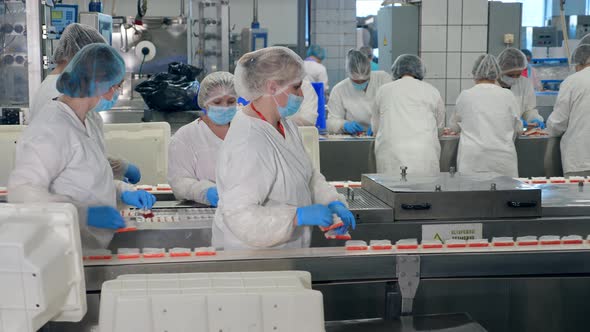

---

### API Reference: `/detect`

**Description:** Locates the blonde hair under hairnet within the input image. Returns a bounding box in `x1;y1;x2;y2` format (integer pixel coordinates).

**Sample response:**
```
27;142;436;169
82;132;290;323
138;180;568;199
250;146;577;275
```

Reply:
197;71;237;109
497;48;527;74
472;54;501;81
346;49;371;81
53;23;107;64
234;46;305;101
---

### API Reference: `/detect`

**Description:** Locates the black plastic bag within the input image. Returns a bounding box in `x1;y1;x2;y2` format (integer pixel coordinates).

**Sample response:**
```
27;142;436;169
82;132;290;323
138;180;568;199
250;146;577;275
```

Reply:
135;63;202;112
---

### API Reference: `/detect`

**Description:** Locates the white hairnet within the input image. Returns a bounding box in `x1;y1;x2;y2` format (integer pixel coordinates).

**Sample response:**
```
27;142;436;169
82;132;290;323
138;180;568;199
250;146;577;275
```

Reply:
346;49;371;80
572;44;590;66
391;54;425;80
234;46;305;101
359;46;373;59
497;48;527;74
56;44;125;98
472;54;501;81
197;71;237;109
580;33;590;46
53;23;107;64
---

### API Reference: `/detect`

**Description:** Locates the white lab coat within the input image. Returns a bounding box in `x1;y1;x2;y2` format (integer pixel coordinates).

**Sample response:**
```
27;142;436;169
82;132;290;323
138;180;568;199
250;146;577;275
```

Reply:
168;119;221;204
372;76;445;175
450;84;522;177
289;80;319;127
547;67;590;174
29;74;129;179
327;71;391;133
8;101;121;249
212;110;344;250
510;76;544;122
304;60;329;90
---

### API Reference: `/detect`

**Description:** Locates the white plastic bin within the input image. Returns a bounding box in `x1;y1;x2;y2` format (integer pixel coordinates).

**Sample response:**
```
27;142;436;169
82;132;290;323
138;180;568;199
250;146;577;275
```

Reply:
99;271;324;332
0;203;86;332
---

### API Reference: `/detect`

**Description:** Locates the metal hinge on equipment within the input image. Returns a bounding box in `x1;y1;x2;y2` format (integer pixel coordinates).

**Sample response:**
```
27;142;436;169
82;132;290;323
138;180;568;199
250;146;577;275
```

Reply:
396;255;420;315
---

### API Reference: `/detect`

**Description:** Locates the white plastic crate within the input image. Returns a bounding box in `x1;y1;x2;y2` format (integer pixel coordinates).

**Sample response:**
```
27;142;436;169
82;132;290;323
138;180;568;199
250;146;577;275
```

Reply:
298;126;320;170
103;122;171;185
99;271;324;332
0;203;86;332
0;125;26;186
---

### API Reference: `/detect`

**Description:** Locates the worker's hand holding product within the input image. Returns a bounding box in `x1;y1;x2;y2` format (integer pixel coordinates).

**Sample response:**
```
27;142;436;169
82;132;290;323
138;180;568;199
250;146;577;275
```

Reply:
521;117;528;128
296;204;333;227
328;201;356;231
530;119;546;129
343;121;364;135
206;187;219;207
124;163;141;184
121;190;156;209
87;206;125;229
366;126;373;136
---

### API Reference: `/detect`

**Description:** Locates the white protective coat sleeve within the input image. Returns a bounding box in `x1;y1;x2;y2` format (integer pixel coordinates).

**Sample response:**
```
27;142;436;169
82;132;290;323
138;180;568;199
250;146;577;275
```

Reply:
546;81;571;138
167;139;215;204
309;168;347;206
434;96;446;135
371;88;381;135
516;77;544;122
448;106;462;133
326;87;347;133
7;135;97;245
108;156;129;180
217;143;298;248
289;80;319;126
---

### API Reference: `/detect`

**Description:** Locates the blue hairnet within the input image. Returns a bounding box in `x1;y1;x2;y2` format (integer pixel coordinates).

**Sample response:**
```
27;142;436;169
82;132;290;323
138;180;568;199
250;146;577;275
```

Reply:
391;54;425;80
472;54;501;81
307;44;326;60
572;44;590;66
346;49;371;80
56;43;125;98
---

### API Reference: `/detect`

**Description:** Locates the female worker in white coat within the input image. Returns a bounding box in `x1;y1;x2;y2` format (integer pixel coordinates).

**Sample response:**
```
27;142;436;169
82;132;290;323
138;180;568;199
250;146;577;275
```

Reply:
213;46;355;250
8;44;155;249
29;23;141;183
547;45;590;177
304;44;329;90
372;54;445;175
327;49;391;135
288;80;319;126
449;55;522;177
497;48;545;129
168;71;237;207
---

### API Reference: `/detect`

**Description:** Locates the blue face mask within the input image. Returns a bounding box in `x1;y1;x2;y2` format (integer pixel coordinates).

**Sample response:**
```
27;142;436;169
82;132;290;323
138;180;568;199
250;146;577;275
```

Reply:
93;91;119;112
274;93;304;118
352;80;369;91
206;105;237;125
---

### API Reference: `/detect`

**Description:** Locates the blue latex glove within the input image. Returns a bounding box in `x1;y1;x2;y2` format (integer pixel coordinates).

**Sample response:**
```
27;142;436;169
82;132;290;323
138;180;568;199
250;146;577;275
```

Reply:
296;204;333;227
343;121;364;135
87;206;125;229
121;190;156;209
531;119;546;129
206;187;219;207
328;201;356;230
521;118;528;128
124;164;141;184
367;126;373;136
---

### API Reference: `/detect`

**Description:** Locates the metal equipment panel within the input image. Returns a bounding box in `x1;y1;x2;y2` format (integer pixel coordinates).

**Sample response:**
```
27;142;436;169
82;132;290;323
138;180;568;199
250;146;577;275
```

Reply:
377;5;419;71
361;173;542;220
487;2;522;56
